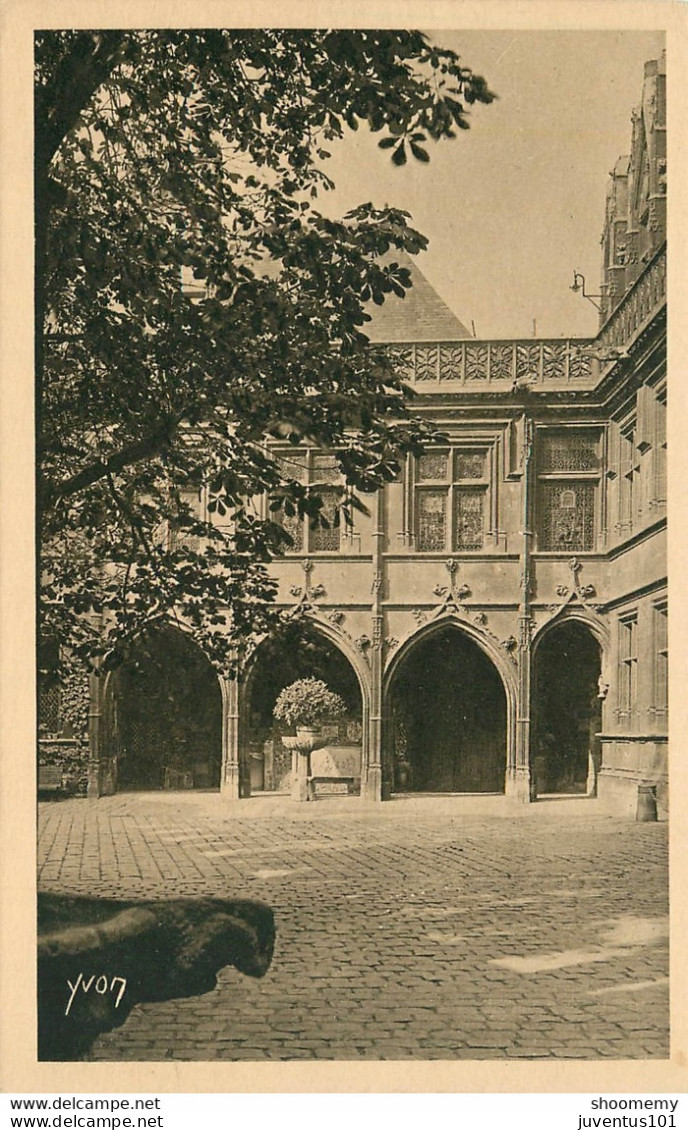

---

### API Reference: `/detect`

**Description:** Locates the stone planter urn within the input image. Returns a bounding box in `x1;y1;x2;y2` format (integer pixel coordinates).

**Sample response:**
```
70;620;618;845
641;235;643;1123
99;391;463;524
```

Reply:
282;727;328;801
273;678;347;803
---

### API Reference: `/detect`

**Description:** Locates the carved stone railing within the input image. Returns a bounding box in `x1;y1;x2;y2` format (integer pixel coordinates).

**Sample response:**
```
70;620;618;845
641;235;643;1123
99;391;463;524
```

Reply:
387;338;596;387
596;243;666;353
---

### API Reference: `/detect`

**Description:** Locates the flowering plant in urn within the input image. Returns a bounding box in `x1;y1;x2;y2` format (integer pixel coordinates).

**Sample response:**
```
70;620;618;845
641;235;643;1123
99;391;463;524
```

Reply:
274;678;346;802
273;677;346;732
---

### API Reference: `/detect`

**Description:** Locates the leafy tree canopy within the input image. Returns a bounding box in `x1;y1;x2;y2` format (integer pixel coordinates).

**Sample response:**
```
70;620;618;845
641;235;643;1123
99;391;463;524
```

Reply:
36;29;494;673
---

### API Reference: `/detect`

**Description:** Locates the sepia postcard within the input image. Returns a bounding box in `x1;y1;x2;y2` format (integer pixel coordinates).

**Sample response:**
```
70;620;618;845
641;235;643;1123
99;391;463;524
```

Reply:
1;0;687;1097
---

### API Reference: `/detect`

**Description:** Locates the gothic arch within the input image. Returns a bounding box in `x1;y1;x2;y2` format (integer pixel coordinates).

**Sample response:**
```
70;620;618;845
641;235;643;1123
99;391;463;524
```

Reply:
101;621;224;793
384;614;518;708
383;615;517;793
240;612;372;714
532;606;609;658
237;612;372;796
531;612;605;797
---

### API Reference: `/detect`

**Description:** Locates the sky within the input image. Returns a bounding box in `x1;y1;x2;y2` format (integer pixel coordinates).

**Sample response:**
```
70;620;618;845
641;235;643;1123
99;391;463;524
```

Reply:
319;30;666;340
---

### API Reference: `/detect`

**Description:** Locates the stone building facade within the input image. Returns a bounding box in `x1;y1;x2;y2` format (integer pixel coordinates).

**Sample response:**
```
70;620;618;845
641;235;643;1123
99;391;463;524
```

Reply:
44;57;667;818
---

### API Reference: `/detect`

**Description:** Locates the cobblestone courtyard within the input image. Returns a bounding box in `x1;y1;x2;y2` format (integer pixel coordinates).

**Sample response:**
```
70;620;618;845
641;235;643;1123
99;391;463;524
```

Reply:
37;793;669;1061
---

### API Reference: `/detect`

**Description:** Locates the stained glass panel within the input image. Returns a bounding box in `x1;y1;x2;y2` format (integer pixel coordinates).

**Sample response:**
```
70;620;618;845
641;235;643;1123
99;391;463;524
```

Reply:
274;452;308;483
311;454;340;484
417;453;448;481
275;507;303;552
310;487;340;552
453;490;484;550
168;490;201;553
538;481;595;551
539;431;600;473
454;451;485;480
417;490;447;551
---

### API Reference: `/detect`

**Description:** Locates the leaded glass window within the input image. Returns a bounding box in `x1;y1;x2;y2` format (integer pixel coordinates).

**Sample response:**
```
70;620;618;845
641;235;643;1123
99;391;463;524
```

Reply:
417;490;447;551
415;447;489;551
418;452;448;481
618;613;638;716
168;488;202;553
277;506;304;552
38;683;61;735
536;428;601;552
311;454;340;484
272;453;306;551
310;487;341;552
619;422;637;528
539;431;600;473
271;450;343;552
453;491;484;551
653;602;668;713
538;481;595;551
454;451;485;480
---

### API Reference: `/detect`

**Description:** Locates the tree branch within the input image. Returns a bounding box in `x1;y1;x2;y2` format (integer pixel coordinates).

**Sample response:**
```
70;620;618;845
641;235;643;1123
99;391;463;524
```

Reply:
35;32;128;169
43;415;181;509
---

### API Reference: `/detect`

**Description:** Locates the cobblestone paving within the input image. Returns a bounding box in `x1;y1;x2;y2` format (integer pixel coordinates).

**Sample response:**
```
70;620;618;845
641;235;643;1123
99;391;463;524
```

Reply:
37;792;669;1061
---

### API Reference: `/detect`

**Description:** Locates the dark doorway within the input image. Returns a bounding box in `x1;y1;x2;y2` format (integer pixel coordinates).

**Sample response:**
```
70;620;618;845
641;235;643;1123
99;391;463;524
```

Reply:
245;621;362;793
113;626;222;791
532;620;602;795
390;626;507;793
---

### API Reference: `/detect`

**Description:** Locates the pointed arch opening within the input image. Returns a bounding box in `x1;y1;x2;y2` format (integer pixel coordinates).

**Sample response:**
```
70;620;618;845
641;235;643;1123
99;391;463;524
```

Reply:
532;618;602;797
242;619;365;795
387;623;508;793
109;625;222;791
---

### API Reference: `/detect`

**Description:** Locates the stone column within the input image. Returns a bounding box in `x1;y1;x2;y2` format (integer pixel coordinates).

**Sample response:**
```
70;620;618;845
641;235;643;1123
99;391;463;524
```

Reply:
508;614;534;801
362;490;384;802
87;665;110;797
365;617;383;802
220;672;248;799
506;411;535;802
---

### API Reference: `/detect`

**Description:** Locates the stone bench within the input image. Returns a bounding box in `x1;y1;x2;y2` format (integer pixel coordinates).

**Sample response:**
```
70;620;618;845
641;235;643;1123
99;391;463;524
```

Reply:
308;744;362;798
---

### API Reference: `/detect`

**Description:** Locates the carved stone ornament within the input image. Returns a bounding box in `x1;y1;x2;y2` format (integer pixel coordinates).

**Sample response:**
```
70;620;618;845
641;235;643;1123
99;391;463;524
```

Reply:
543;558;602;626
473;612;488;626
327;609;345;625
501;636;518;652
383;637;399;652
372;616;384;649
412;608;428;626
289;559;325;608
355;635;372;652
430;560;472;620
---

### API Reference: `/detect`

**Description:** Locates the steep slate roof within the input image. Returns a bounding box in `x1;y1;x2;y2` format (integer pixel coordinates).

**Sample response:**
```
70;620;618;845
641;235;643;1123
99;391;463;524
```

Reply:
366;251;472;342
183;250;472;342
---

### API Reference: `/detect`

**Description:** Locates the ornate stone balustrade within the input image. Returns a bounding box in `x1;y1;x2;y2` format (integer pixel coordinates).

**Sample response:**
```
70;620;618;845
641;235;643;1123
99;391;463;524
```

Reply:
596;243;666;352
387;337;596;387
385;245;665;389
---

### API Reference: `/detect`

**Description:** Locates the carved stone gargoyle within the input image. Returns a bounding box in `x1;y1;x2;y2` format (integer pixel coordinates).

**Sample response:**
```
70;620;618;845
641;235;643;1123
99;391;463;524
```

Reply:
37;893;275;1060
